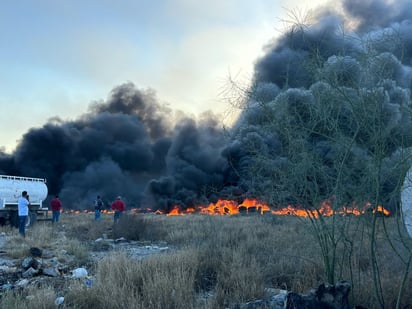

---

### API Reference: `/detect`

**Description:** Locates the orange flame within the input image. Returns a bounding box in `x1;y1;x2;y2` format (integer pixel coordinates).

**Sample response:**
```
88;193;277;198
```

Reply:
62;198;391;218
375;205;390;216
166;205;183;216
161;198;391;217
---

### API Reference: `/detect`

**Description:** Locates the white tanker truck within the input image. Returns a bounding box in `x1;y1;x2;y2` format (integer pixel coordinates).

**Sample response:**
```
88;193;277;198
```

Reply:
0;175;49;227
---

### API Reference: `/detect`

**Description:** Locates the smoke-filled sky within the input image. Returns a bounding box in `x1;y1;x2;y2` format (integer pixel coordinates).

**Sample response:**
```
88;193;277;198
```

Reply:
2;0;412;212
0;0;331;154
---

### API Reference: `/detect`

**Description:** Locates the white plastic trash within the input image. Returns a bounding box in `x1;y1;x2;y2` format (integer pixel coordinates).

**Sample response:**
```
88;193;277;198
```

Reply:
54;296;64;305
72;267;88;278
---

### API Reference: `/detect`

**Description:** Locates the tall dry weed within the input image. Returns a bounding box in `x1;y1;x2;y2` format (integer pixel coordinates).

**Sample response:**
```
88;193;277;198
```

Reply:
66;249;199;309
61;213;111;241
5;222;56;258
1;213;411;308
0;285;57;309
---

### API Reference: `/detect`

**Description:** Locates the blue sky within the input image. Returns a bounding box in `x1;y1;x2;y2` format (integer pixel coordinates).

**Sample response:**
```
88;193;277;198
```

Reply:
0;0;330;153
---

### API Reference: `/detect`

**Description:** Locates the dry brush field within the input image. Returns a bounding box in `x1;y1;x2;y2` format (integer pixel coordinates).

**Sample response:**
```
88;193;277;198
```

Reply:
0;211;411;308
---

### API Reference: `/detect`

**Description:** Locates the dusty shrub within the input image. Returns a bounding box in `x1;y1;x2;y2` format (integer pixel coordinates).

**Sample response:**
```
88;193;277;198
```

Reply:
136;250;198;309
0;225;16;234
194;246;222;292
0;285;57;309
1;213;412;308
67;250;199;309
62;213;111;241
213;250;265;307
162;215;218;245
63;280;102;309
63;239;89;266
4;222;57;258
4;238;31;259
65;252;144;308
27;222;55;248
112;213;148;240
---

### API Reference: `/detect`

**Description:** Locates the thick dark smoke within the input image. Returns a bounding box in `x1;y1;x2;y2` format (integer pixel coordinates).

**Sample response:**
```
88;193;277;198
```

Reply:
1;0;412;211
343;0;412;32
241;0;412;209
0;82;228;210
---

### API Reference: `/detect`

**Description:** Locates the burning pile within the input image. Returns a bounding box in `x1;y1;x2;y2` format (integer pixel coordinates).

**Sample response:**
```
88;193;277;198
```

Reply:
155;198;391;217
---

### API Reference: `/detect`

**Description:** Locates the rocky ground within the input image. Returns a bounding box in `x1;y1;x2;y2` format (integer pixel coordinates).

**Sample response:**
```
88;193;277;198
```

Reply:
0;225;170;300
0;224;352;309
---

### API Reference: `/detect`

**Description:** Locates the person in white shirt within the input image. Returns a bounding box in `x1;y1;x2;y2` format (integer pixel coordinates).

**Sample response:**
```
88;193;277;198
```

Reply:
17;191;29;237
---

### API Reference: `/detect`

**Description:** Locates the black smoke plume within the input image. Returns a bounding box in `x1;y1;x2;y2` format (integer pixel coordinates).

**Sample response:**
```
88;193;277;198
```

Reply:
240;0;412;209
1;0;412;211
0;82;231;210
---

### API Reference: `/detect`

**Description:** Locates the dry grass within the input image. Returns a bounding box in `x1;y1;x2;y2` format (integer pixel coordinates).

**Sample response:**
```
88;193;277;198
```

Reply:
4;221;57;259
62;239;90;266
0;285;58;309
0;212;411;308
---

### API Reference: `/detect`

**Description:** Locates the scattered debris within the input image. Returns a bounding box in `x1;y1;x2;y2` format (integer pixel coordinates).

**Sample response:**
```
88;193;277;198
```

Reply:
54;296;65;305
71;267;88;278
0;232;224;307
233;281;351;309
29;247;42;258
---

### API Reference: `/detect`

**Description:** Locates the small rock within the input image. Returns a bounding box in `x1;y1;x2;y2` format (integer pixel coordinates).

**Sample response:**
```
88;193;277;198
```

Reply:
22;267;39;278
15;279;29;287
42;267;60;277
40;249;55;258
269;292;288;308
22;257;39;270
1;283;14;290
30;247;42;257
43;257;59;267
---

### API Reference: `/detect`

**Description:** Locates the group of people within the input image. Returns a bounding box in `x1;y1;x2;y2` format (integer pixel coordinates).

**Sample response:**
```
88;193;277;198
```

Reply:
17;191;63;237
16;191;126;237
50;194;126;224
51;194;126;223
94;195;126;223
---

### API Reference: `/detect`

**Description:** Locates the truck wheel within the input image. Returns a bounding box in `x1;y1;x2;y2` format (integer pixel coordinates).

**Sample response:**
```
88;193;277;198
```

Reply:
26;212;37;227
10;211;19;228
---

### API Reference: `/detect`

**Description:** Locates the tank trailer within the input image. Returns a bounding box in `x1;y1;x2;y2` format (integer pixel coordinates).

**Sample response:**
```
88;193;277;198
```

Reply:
0;175;49;226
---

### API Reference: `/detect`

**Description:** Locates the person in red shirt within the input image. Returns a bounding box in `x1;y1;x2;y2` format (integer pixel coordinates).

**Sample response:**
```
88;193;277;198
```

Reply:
50;195;62;224
111;196;126;223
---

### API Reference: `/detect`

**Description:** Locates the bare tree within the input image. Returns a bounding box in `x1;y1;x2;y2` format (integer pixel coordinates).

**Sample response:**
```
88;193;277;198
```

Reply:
225;19;412;308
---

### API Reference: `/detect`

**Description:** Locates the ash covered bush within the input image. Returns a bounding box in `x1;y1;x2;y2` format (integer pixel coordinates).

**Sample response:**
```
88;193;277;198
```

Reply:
112;213;148;240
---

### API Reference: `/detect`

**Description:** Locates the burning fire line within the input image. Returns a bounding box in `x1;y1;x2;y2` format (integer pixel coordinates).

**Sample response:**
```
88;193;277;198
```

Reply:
61;198;390;217
161;198;391;217
62;209;115;215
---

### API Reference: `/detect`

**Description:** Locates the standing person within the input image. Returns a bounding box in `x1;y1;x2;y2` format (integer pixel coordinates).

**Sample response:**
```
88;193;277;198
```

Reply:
17;191;30;237
94;195;103;222
50;195;62;224
111;196;126;223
